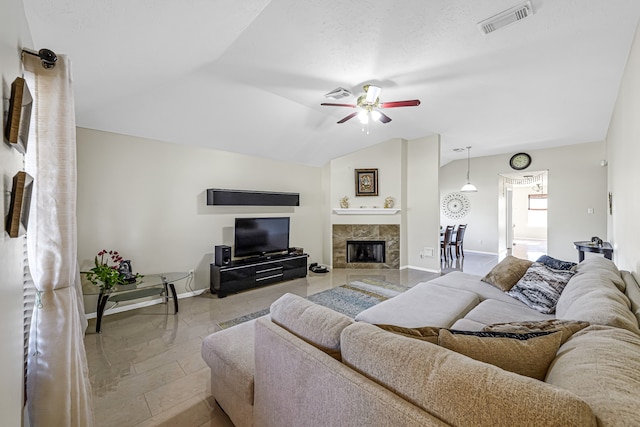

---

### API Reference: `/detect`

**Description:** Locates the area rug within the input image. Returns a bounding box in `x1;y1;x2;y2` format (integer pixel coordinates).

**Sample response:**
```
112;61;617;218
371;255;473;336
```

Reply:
217;278;410;329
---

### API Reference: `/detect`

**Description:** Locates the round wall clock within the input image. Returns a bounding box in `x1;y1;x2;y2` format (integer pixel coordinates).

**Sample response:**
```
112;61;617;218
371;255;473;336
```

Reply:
509;152;532;170
441;192;471;220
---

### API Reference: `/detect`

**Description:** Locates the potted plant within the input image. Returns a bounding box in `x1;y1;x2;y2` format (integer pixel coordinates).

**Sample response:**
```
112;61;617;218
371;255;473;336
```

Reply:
83;250;141;293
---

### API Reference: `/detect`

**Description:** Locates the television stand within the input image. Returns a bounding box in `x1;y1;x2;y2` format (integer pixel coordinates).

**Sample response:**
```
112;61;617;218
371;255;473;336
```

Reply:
210;253;308;298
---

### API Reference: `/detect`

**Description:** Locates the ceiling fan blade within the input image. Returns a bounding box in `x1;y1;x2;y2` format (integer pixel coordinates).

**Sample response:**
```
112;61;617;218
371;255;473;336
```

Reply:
365;85;382;103
337;112;359;124
321;103;357;108
377;112;392;123
380;99;421;108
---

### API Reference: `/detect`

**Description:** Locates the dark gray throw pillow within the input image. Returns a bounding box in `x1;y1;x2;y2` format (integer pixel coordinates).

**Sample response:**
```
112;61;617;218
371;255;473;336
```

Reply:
536;255;576;271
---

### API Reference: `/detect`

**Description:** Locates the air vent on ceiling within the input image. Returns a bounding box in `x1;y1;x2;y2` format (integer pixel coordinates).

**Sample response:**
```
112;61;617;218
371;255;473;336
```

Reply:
324;87;351;100
478;1;533;35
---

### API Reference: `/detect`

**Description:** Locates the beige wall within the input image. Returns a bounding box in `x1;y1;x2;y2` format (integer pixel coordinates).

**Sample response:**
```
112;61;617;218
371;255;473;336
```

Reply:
327;136;441;271
329;138;404;225
406;135;441;271
607;21;640;276
0;0;33;423
440;141;607;262
77;128;324;314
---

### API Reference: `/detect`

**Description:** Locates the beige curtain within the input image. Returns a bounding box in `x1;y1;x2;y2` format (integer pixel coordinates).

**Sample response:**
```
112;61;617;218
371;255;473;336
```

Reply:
24;55;94;426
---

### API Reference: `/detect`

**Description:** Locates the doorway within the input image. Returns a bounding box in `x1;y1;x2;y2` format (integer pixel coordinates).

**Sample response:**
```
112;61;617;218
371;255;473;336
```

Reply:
500;171;548;261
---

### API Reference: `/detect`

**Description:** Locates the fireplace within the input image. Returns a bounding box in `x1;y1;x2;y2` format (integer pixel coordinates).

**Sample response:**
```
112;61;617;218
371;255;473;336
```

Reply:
347;240;385;263
332;224;399;269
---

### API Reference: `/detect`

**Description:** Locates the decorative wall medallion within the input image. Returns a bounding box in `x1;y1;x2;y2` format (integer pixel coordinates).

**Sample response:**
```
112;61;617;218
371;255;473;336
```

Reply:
441;192;471;219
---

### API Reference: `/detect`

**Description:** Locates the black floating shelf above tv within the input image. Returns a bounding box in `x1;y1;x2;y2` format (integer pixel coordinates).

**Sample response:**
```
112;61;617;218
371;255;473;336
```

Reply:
206;189;300;206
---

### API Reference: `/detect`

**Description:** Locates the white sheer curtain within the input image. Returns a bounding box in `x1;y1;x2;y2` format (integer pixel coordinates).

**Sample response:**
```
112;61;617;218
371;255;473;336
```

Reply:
23;54;94;426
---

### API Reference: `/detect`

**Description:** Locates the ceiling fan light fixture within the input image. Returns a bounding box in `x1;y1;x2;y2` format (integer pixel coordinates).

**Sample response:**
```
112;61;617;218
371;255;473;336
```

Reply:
358;111;369;124
370;110;382;121
365;85;382;103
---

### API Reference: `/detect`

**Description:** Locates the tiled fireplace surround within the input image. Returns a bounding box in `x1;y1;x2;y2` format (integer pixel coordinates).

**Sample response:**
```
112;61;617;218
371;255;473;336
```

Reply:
332;224;400;269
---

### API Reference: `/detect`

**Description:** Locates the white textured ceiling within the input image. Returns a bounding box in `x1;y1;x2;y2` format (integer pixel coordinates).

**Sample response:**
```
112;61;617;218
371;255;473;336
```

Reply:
22;0;640;166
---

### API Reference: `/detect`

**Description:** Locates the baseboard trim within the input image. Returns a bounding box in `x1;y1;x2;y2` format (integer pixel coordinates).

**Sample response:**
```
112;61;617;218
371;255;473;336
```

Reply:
85;288;207;319
464;249;499;256
404;265;441;273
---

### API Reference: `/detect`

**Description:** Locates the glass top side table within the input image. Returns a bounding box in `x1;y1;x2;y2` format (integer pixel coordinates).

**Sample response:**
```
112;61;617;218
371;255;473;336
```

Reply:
83;272;189;333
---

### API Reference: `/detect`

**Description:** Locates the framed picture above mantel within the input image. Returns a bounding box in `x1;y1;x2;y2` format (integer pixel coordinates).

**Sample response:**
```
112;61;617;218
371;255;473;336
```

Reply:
355;168;378;196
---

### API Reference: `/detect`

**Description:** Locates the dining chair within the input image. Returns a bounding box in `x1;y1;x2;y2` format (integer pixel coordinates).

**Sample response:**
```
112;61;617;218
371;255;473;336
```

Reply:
440;225;455;262
454;224;467;258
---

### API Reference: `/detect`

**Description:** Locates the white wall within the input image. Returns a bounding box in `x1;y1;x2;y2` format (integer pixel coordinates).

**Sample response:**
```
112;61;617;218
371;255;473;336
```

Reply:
607;21;640;276
440;142;607;262
0;0;33;423
76;128;324;314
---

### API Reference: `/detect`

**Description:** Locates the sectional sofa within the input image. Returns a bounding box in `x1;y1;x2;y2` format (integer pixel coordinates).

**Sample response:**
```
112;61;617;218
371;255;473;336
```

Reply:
201;256;640;426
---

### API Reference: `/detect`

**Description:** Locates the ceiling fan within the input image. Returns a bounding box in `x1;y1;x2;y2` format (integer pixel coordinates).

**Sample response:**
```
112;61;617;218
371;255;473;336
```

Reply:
321;85;420;124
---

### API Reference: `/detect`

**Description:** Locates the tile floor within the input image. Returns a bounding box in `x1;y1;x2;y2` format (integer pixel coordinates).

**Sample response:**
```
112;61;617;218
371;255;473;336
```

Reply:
85;249;514;426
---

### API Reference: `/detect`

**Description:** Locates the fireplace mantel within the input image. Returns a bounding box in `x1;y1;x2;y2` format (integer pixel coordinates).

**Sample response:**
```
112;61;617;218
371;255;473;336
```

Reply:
333;208;400;215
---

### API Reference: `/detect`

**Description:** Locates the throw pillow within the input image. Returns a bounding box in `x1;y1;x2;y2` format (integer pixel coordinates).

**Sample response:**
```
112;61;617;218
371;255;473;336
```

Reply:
536;255;577;271
438;329;562;380
375;324;439;343
506;263;576;314
482;319;589;345
481;255;533;291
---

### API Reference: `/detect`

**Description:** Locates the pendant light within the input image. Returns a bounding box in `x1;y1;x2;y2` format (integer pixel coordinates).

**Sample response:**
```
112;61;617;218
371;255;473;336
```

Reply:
460;146;478;192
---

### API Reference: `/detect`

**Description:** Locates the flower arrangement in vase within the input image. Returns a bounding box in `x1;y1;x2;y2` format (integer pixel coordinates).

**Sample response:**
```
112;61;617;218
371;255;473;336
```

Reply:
82;250;142;293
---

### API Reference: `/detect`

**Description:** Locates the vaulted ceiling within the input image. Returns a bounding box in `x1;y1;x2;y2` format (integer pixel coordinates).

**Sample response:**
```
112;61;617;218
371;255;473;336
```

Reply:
22;0;640;166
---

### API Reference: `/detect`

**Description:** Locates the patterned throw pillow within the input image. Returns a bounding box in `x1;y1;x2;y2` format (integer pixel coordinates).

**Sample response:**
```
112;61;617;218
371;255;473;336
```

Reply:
482;319;589;345
481;255;533;291
438;329;563;380
536;255;577;271
507;263;576;314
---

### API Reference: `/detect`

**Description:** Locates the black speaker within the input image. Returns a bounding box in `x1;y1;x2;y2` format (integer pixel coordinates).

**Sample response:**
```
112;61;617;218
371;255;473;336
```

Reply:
215;245;231;266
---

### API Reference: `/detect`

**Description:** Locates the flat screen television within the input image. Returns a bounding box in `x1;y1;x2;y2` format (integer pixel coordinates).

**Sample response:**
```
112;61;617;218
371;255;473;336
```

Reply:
234;217;290;258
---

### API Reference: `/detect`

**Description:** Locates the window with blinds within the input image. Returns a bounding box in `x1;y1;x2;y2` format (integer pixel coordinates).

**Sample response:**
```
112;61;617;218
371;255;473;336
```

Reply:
22;236;36;401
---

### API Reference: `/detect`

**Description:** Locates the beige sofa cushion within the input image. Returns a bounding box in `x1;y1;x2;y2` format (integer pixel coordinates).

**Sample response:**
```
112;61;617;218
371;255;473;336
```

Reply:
450;317;485;331
546;325;640;426
438;329;562;380
574;257;625;291
556;271;640;334
201;318;257;427
463;298;554;326
428;271;530;304
355;282;479;328
270;293;353;360
481;255;533;291
341;322;596;427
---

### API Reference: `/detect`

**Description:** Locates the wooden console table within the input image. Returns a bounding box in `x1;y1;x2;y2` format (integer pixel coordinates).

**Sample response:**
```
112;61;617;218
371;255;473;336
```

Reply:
573;241;613;262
